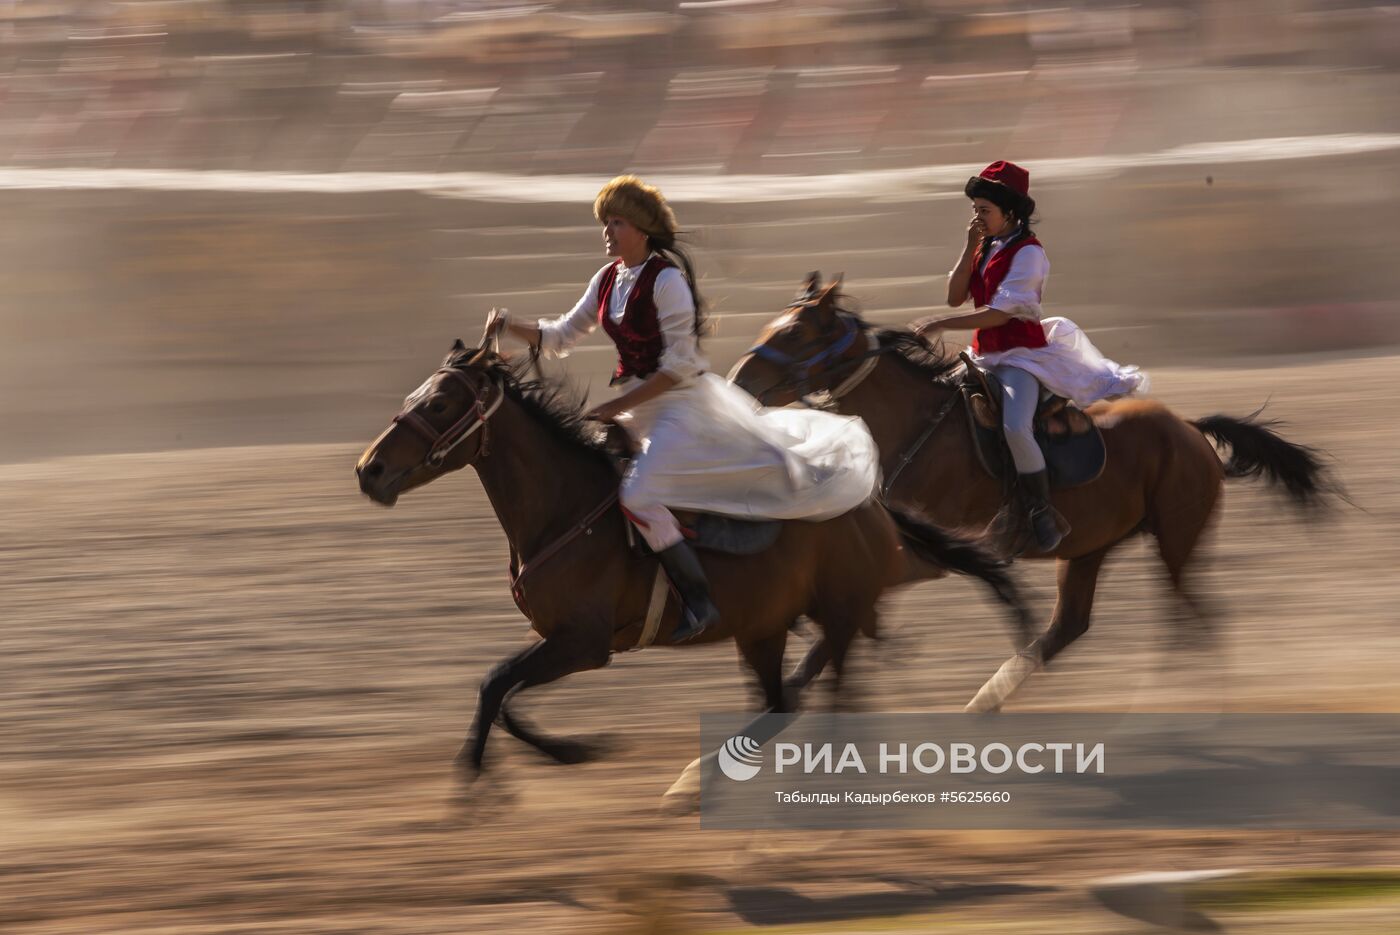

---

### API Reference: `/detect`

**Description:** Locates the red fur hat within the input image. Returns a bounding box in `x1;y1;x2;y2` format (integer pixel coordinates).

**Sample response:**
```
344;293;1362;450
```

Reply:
964;160;1033;218
975;160;1030;196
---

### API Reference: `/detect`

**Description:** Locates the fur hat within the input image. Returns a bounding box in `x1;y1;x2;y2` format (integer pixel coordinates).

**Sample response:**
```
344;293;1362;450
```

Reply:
971;160;1029;196
964;160;1035;220
593;175;678;241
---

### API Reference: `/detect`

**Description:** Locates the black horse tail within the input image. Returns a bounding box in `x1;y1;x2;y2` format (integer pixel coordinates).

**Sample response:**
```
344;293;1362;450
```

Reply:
886;505;1030;623
1191;411;1330;508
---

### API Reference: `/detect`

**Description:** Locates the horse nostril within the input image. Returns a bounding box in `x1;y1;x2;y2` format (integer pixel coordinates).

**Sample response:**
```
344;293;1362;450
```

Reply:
361;460;385;480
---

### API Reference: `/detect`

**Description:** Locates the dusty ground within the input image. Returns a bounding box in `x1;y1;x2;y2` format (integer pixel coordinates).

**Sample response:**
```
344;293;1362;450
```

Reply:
3;114;1400;929
3;350;1400;933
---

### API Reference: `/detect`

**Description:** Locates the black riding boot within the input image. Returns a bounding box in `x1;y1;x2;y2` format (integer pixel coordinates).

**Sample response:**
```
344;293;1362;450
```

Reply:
1019;469;1067;553
657;541;721;642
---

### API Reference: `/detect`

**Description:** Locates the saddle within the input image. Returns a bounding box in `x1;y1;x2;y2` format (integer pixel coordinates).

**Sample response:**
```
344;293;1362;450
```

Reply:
958;353;1106;489
509;424;782;649
599;424;782;556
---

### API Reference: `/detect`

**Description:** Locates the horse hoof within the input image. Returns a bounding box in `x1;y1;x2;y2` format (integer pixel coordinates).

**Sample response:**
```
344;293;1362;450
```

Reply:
445;768;515;824
658;789;701;818
541;732;618;765
659;757;703;817
545;740;598;765
453;753;482;782
965;652;1042;713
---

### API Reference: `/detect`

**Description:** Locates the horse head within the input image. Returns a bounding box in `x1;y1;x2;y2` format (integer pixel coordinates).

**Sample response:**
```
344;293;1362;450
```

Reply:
728;272;874;406
356;338;505;506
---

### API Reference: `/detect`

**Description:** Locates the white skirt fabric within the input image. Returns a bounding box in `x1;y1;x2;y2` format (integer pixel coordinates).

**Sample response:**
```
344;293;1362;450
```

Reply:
971;316;1148;407
615;372;880;525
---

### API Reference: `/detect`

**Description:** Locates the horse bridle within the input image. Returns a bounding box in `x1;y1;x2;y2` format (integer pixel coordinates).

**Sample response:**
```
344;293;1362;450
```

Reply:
392;365;505;468
745;305;964;500
744;306;886;404
389;355;626;630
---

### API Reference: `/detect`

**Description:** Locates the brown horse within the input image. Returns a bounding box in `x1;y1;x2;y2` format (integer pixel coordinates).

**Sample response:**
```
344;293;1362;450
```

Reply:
730;277;1333;712
355;340;1025;803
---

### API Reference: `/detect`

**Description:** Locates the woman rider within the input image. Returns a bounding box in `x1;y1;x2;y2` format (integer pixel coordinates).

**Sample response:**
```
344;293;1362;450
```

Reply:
917;161;1147;553
490;176;879;640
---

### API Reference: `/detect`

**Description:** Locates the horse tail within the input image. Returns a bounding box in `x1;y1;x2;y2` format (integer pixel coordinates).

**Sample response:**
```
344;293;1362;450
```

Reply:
1190;411;1330;508
886;505;1027;616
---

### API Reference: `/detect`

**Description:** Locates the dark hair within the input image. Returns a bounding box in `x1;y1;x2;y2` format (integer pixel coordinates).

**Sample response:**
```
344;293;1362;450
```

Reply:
965;176;1038;245
968;174;1036;253
647;233;708;338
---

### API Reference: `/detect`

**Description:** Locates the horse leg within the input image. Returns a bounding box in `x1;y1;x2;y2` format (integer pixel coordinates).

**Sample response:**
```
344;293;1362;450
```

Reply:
456;634;610;778
784;632;831;694
807;602;869;712
1153;496;1220;656
498;680;615;765
661;629;793;815
739;630;792;715
966;546;1110;713
1037;546;1111;663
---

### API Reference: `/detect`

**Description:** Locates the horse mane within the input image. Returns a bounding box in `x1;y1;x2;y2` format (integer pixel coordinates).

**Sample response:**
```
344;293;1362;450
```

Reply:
874;328;964;386
446;347;614;466
827;299;964;387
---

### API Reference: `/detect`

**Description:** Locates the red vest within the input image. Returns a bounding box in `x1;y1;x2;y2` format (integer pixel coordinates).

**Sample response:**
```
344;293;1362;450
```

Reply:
969;233;1048;355
597;255;675;382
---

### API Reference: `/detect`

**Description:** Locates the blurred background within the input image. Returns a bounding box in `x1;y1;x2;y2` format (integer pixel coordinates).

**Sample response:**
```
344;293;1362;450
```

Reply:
1;0;1399;458
3;2;1400;933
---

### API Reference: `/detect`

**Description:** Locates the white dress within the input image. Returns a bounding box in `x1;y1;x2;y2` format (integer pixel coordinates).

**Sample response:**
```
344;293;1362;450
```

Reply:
965;236;1148;408
536;256;879;550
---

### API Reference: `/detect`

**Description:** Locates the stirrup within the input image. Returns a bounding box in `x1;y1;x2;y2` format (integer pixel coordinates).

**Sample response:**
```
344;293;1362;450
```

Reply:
672;603;719;642
1029;506;1066;552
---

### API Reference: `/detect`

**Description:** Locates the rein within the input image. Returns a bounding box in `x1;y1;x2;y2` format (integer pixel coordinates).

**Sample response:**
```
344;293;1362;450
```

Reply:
391;351;628;632
509;490;620;617
880;387;961;500
827;330;884;400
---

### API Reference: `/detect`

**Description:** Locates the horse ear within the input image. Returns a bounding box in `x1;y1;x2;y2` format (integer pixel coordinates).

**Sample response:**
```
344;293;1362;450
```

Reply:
815;275;843;314
800;271;822;300
452;338;466;351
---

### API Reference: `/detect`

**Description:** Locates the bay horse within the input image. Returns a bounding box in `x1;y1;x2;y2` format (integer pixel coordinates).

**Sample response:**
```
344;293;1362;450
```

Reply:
355;340;1026;804
729;277;1332;712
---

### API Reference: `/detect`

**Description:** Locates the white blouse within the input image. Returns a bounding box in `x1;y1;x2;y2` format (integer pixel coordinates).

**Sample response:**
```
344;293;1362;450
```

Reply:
957;234;1049;321
537;255;708;384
